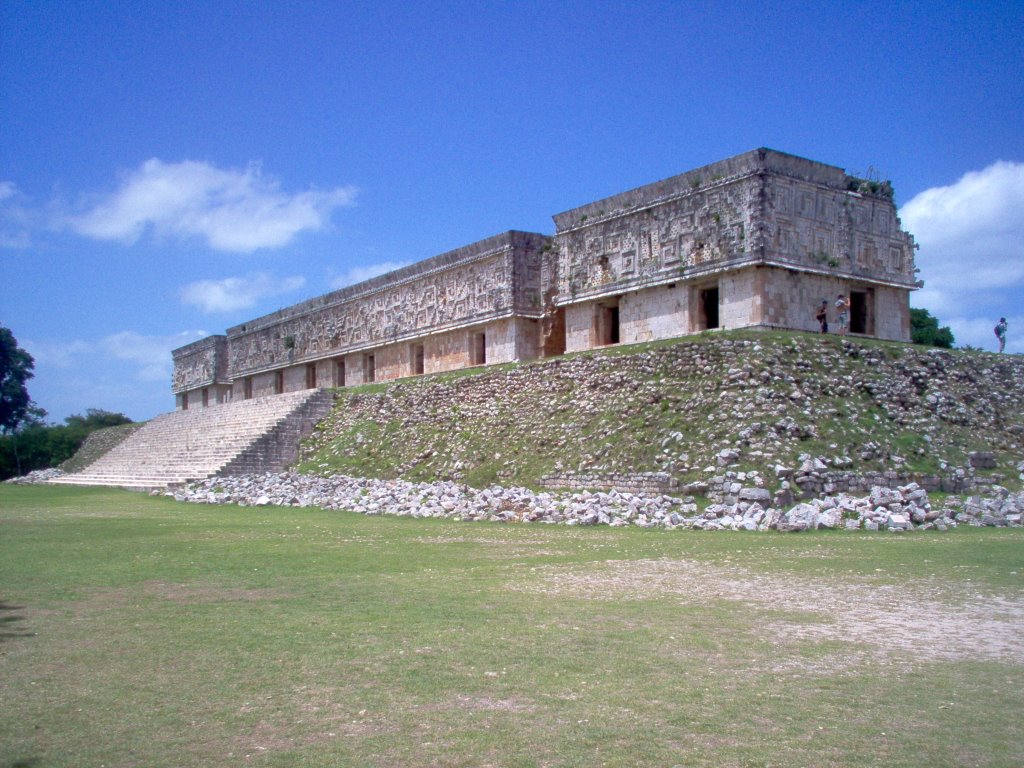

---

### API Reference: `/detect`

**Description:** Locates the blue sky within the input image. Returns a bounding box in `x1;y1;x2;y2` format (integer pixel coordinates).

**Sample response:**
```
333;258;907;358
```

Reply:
1;0;1022;422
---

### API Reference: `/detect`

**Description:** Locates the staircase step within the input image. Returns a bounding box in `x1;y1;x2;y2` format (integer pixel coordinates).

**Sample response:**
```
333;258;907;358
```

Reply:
52;389;335;490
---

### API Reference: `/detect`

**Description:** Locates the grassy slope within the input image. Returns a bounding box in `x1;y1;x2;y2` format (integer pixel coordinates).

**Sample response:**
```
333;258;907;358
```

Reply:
2;484;1023;767
299;331;1024;491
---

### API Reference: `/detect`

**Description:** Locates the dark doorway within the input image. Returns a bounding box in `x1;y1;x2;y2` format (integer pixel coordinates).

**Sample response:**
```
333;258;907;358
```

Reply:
411;344;425;375
305;363;317;389
335;358;346;387
598;300;621;345
365;355;376;383
850;290;871;335
700;287;720;329
244;378;253;400
274;370;285;394
201;388;209;407
471;332;487;366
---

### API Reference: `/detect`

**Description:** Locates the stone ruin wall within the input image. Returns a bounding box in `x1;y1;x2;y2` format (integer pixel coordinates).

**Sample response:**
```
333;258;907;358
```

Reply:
552;168;760;306
761;173;916;285
551;149;917;348
171;335;228;394
226;231;546;380
171;149;920;402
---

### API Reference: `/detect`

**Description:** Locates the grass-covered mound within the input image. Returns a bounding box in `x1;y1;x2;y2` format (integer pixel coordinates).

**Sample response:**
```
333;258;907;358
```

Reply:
299;331;1024;491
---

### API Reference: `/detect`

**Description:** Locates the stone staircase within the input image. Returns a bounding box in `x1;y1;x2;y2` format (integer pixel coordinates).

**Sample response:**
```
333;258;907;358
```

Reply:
50;389;336;490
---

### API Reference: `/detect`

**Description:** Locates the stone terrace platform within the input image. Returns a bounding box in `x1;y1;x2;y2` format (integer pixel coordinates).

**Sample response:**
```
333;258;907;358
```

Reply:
50;389;335;490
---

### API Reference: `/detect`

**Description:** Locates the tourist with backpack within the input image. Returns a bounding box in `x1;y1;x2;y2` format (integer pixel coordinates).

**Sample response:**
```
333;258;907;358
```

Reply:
995;318;1008;353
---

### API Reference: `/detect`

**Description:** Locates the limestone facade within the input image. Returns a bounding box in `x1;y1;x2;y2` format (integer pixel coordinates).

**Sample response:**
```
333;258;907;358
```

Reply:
172;148;919;408
550;148;917;352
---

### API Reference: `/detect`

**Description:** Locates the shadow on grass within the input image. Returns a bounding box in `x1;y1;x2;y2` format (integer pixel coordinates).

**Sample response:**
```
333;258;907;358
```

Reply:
6;759;43;768
0;601;33;642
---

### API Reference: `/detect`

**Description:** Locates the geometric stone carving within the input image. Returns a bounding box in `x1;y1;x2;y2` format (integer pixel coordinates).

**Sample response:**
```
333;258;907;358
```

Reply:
172;148;918;406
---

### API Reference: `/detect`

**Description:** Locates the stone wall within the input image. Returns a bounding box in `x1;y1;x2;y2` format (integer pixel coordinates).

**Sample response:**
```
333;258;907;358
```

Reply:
619;283;691;345
551;148;916;346
226;230;547;378
172;149;919;407
538;471;679;494
171;335;229;394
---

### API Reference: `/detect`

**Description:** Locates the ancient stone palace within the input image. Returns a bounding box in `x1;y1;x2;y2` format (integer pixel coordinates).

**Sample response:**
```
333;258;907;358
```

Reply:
172;148;919;409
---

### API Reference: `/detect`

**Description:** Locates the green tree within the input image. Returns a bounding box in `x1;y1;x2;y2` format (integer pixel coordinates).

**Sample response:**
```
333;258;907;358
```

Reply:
910;308;955;348
1;326;37;434
0;408;134;480
0;326;45;476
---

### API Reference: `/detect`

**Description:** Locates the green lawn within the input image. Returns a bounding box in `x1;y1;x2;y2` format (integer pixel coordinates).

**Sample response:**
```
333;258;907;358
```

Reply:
2;484;1023;767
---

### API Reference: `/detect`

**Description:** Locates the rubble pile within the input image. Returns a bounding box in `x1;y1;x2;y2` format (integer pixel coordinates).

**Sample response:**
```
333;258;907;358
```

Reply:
174;472;1024;532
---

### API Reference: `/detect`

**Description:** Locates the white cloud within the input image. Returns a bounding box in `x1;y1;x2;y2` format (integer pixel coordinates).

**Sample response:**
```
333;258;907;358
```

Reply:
99;330;210;381
23;330;209;421
936;314;1023;355
67;159;356;253
22;339;92;369
329;260;410;289
42;330;207;381
900;160;1024;348
0;180;34;248
180;272;306;314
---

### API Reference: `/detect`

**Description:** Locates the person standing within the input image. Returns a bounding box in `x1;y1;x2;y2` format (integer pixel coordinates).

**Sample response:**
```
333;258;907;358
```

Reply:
835;294;850;336
815;300;829;333
995;317;1008;352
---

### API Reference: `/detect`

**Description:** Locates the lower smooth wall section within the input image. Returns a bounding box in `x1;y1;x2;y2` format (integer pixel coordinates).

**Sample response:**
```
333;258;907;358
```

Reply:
759;267;910;340
620;283;691;344
564;302;596;353
487;317;541;363
872;285;911;341
719;268;761;330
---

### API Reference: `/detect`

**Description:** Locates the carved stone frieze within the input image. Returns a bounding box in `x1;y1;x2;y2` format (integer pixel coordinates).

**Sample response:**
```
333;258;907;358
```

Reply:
171;335;227;393
226;232;547;377
172;149;919;397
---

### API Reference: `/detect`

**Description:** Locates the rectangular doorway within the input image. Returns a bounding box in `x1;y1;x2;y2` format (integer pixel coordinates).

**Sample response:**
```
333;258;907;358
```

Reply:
850;290;873;335
598;299;621;345
471;332;487;366
334;358;346;387
274;370;285;394
305;363;317;389
365;354;375;383
411;343;425;375
699;286;720;329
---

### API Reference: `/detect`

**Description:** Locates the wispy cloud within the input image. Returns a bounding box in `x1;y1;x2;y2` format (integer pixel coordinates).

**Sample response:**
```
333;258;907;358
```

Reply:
65;159;356;253
329;260;410;289
27;330;208;384
180;272;306;314
900;160;1024;350
0;180;35;248
23;339;92;369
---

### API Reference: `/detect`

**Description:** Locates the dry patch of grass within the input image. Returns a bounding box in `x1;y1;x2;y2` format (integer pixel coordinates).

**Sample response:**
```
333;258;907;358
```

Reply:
511;557;1024;668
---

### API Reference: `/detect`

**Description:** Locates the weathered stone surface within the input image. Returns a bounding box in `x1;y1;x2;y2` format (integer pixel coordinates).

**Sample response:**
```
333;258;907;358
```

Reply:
169;473;1022;534
172;149;919;409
